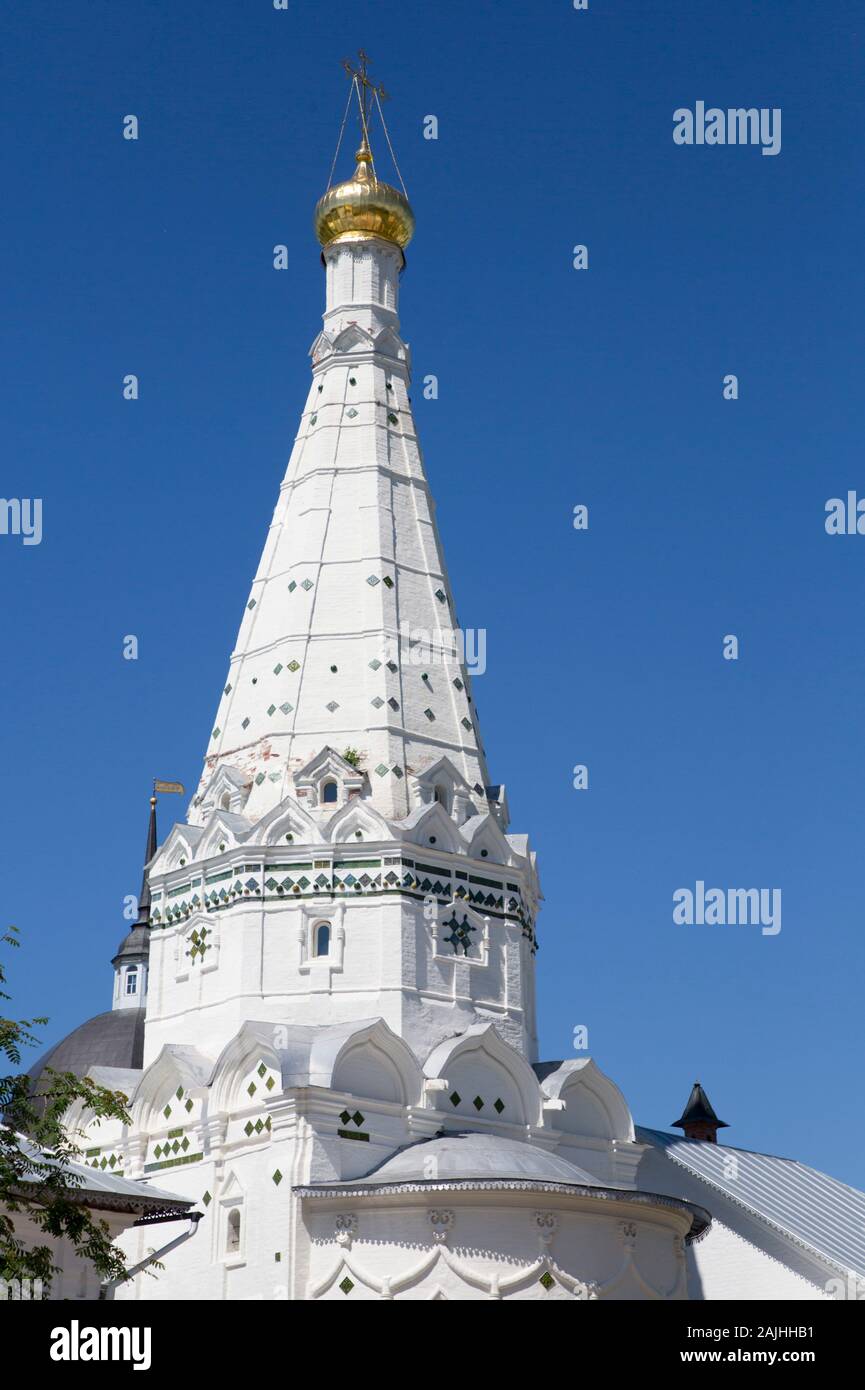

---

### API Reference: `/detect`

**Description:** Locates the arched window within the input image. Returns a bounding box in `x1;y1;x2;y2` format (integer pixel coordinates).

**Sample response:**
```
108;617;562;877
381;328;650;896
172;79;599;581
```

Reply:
314;922;331;957
322;781;338;805
220;792;231;810
125;968;138;996
227;1209;241;1254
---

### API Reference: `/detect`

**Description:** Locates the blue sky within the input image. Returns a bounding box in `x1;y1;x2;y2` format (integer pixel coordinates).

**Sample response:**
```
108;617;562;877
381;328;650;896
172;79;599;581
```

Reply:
2;0;864;1185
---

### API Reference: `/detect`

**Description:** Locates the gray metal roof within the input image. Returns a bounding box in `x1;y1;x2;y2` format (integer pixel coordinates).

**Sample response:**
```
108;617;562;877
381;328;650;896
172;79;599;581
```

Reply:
638;1127;865;1279
355;1133;601;1186
29;1009;146;1086
12;1134;190;1214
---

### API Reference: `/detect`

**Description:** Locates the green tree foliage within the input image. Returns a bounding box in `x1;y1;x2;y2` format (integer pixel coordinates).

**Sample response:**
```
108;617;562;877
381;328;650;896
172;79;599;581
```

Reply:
1;926;131;1289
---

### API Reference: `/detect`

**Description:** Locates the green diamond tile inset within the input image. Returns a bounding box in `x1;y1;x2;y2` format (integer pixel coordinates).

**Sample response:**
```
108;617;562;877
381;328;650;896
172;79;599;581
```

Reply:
242;717;250;729
273;662;283;674
288;660;300;672
539;1272;555;1291
202;1190;212;1207
375;764;389;777
287;581;297;593
493;1098;505;1114
301;579;313;591
473;1095;484;1111
449;1091;461;1107
339;1277;354;1295
368;658;382;670
272;1169;283;1186
367;575;380;587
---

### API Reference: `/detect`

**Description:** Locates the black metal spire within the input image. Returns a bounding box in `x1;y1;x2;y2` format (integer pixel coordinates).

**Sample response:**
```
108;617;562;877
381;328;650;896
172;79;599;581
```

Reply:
135;795;158;927
672;1081;729;1143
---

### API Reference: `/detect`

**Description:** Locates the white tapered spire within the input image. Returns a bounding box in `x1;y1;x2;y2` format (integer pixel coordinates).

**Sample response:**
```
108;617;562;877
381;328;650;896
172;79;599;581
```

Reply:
190;125;488;827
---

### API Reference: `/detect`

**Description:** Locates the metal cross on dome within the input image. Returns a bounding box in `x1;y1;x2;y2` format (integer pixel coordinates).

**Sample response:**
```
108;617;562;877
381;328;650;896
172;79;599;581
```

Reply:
342;49;389;102
342;49;388;139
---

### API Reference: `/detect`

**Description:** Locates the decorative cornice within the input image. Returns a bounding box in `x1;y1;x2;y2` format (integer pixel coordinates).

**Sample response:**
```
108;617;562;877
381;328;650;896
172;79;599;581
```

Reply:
293;1178;711;1244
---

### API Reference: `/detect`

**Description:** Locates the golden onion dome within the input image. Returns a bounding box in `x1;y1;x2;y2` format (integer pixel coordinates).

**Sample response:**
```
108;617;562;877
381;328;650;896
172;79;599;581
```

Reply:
314;139;415;251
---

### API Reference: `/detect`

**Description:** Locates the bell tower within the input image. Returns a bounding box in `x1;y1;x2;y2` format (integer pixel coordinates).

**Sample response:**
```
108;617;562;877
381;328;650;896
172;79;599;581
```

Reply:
140;57;541;1067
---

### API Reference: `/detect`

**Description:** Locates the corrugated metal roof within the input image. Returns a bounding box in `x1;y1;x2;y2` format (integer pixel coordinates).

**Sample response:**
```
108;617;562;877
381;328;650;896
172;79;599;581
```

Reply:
12;1133;190;1209
638;1126;865;1279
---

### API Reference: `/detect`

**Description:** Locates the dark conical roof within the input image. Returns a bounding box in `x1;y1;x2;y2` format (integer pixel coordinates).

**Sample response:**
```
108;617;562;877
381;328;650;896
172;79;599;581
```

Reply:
111;924;150;967
112;796;159;967
672;1081;728;1131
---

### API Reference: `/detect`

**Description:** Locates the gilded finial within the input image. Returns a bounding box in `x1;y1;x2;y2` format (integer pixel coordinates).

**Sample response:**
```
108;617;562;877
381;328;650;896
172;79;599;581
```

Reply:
315;52;414;252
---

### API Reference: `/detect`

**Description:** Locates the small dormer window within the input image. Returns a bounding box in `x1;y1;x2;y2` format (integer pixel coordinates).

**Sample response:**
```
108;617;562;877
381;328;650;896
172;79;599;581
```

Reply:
434;784;449;811
322;781;338;805
221;793;231;810
125;968;138;996
314;922;331;957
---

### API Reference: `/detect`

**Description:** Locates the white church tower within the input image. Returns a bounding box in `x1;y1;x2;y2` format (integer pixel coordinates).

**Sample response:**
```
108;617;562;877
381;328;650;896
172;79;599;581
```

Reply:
142;82;541;1071
55;64;727;1301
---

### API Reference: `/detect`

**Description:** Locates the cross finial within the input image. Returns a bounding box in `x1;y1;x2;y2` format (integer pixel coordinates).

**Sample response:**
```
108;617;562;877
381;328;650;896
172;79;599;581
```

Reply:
342;49;388;152
342;49;388;102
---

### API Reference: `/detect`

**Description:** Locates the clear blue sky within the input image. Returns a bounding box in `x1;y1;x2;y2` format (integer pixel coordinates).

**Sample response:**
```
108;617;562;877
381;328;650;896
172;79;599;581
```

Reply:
2;1;863;1186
